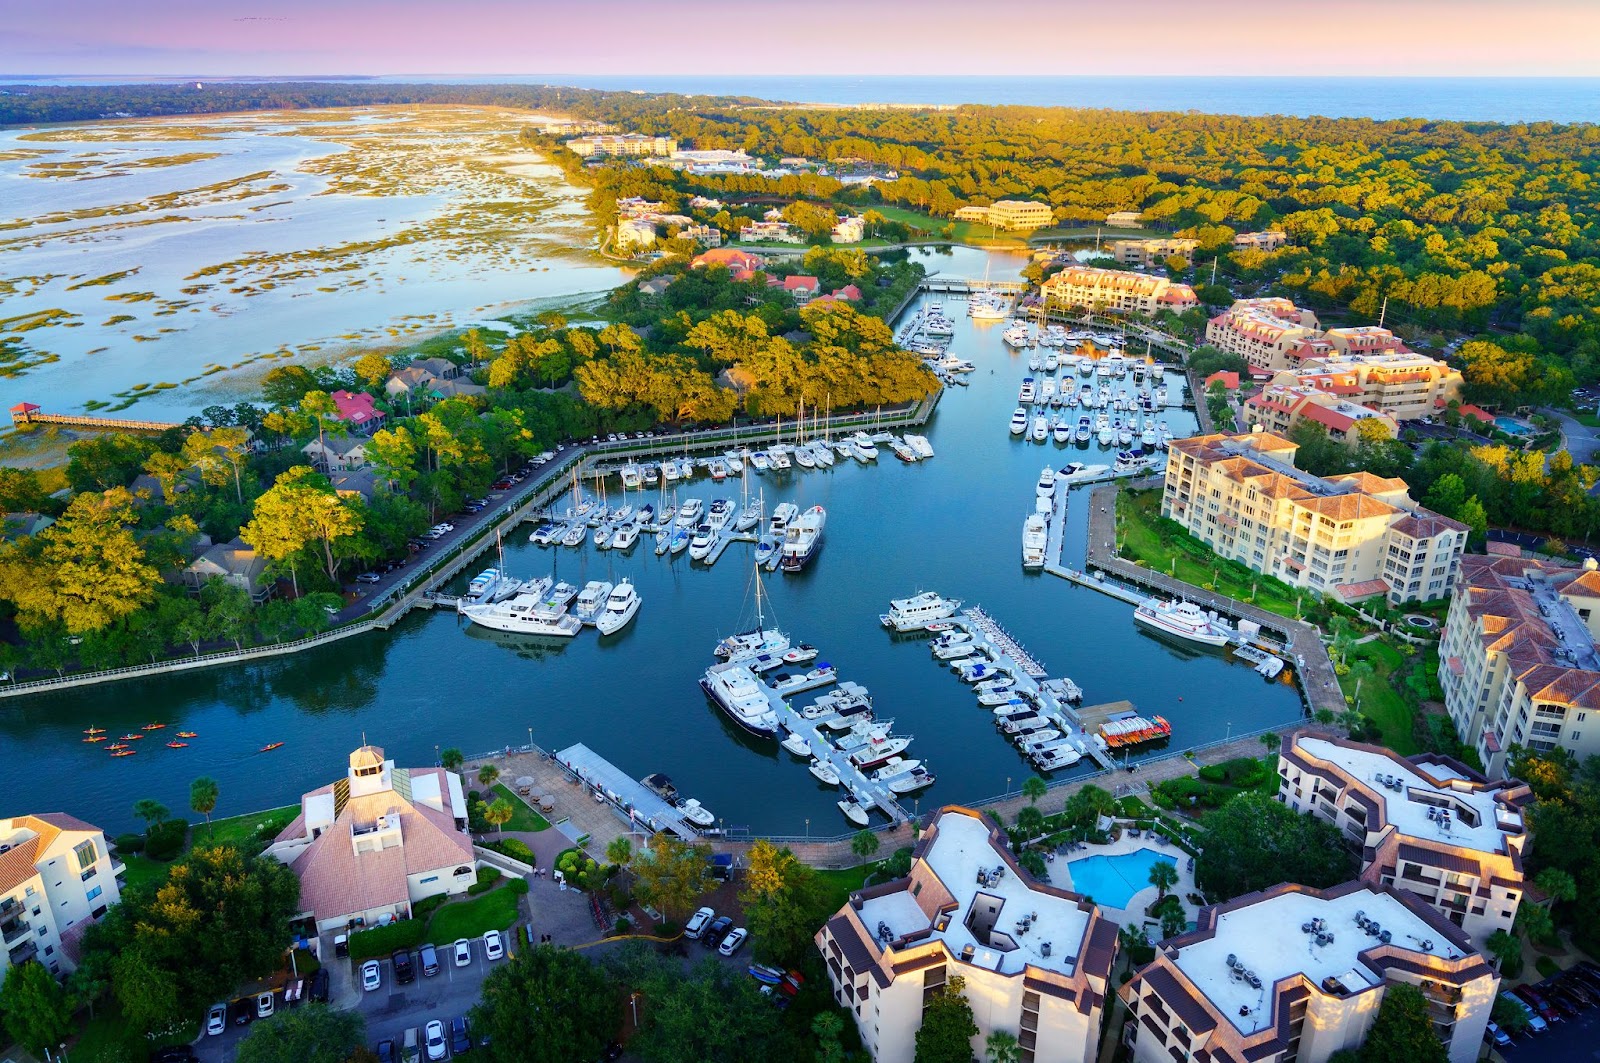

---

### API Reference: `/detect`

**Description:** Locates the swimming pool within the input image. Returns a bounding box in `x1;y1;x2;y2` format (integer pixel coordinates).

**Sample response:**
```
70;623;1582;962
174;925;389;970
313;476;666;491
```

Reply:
1494;416;1532;436
1064;846;1177;909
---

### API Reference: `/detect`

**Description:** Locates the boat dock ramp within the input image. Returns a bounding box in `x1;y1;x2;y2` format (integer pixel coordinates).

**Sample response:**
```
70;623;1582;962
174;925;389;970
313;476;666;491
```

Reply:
553;742;707;839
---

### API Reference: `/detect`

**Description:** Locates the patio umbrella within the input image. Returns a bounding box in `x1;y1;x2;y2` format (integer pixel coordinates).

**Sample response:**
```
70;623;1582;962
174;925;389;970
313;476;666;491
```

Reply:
515;776;534;789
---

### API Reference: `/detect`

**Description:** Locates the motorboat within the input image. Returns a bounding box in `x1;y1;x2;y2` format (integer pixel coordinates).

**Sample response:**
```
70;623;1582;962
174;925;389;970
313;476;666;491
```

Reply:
1075;416;1092;444
1052;417;1072;444
678;799;715;829
1041;377;1055;403
889;438;917;462
641;464;660;487
770;664;837;694
782;643;820;664
770;502;799;535
869;758;922;783
837;794;869;827
1133;598;1234;647
561;524;587;547
1044;351;1059;372
803;682;873;722
991;700;1033;718
528;522;561;545
724;450;745;474
781;731;812;758
1010;408;1029;436
780;506;826;573
970;293;1009;321
595;579;640;635
1018;379;1036;404
933;639;978;661
1022;513;1048;569
979;687;1025;707
848;733;913;770
572;581;613;625
700;662;780;739
592;523;615;549
905;435;934;460
749;451;771;473
676;498;705;528
810;758;842;786
610;522;640;551
956;661;1004;684
1036;466;1056;497
974;676;1015;696
1003;323;1031;348
887;766;936;794
709;459;728;481
850;434;879;461
1031;416;1048;443
754;536;777;566
810;441;837;467
769;448;792;471
880;591;961;632
461;592;582;637
688;524;716;561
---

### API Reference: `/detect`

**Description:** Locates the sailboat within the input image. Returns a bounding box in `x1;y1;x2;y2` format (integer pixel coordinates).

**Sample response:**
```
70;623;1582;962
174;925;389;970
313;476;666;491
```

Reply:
714;563;790;662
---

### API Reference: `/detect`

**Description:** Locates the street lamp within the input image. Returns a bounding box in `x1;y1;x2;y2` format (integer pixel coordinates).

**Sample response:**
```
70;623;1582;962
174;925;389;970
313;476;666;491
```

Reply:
527;726;533;751
805;818;810;841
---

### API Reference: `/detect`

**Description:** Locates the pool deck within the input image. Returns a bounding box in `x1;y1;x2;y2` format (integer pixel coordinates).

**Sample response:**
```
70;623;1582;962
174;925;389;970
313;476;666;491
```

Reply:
1048;832;1200;931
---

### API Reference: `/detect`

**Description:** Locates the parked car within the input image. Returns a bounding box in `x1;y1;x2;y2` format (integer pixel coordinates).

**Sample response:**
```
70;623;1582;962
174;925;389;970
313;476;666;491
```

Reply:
255;991;275;1019
425;1020;448;1062
492;480;513;490
450;1017;472;1056
376;1041;396;1063
702;916;733;949
401;1027;422;1063
482;930;504;961
393;948;416;984
227;998;254;1026
1514;984;1560;1022
1500;991;1548;1033
454;937;472;967
362;959;382;992
1485;1020;1512;1047
206;1003;227;1036
420;942;441;977
356;572;383;584
684;907;715;940
309;968;330;1003
718;927;748;957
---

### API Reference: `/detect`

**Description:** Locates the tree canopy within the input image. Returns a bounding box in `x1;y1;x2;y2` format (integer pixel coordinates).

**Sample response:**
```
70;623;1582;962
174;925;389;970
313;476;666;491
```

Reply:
235;1005;366;1063
1195;792;1357;901
472;944;619;1063
1358;983;1446;1063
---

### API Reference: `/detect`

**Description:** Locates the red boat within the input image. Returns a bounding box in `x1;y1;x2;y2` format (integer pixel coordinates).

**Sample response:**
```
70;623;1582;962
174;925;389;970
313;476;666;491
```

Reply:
83;726;106;735
260;742;285;752
118;733;144;742
111;749;137;758
166;741;188;749
142;722;166;731
83;735;107;744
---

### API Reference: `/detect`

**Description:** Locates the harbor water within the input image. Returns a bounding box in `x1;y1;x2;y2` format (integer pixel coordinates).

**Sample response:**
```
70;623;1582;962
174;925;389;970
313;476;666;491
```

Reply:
1;247;1305;834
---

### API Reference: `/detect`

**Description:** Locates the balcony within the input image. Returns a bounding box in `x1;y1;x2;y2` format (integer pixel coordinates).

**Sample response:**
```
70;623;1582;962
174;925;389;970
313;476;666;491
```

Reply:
7;940;37;966
1;919;32;945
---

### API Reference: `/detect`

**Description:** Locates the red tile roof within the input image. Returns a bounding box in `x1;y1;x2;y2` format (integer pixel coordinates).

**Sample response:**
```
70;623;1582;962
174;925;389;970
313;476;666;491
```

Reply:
330;390;381;427
692;248;764;271
1204;371;1240;390
1334;579;1391;602
782;275;820;292
833;284;862;301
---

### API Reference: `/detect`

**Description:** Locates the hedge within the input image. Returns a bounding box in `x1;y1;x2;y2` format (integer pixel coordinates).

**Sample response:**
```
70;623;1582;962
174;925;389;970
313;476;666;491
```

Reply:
114;833;144;855
467;868;503;895
145;819;189;861
348;920;427;962
484;838;536;865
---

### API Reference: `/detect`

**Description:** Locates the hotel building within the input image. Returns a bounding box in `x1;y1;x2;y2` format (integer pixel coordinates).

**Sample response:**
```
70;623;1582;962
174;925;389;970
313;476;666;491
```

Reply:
1274;352;1464;422
565;133;677;158
0;814;122;985
1042;266;1199;318
1277;733;1530;947
1439;554;1600;777
1231;230;1289;252
1242;386;1399;446
816;807;1118;1063
1120;881;1497;1063
1162;431;1466;605
1204;298;1323;371
955;200;1055;231
1111;238;1199;267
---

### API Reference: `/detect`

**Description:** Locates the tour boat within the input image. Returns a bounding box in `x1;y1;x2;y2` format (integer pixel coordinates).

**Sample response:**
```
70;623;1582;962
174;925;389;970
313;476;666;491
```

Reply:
678;798;716;829
166;741;188;749
809;758;841;786
700;662;780;739
1009;408;1029;436
573;581;614;625
1022;513;1048;570
1099;714;1173;748
781;731;812;758
1133;598;1234;647
260;742;284;753
880;591;961;632
780;506;827;573
595;580;641;636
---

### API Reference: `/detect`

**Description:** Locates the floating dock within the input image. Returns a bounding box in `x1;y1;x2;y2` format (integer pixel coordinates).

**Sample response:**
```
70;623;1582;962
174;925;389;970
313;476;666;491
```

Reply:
553;742;706;839
963;606;1047;678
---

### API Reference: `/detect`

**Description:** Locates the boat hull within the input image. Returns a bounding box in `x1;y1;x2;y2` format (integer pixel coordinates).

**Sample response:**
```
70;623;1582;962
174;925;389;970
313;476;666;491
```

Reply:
698;678;779;740
1133;608;1230;647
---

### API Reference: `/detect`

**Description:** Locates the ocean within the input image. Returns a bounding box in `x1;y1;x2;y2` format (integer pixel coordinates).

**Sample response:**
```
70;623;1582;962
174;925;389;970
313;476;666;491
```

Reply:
4;74;1598;124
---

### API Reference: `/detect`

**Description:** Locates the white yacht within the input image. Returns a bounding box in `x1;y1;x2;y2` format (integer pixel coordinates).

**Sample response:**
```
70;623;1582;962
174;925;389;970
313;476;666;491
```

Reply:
460;591;582;637
905;435;934;460
1022;513;1048;569
610;522;640;550
1044;352;1059;372
1052;418;1072;444
780;731;812;758
769;502;799;535
706;498;735;530
620;464;642;489
780;505;827;573
677;798;715;829
675;497;704;528
572;581;613;625
749;451;771;473
970;293;1009;321
595;579;640;635
688;523;716;561
850;433;879;461
1018;379;1037;404
1030;415;1048;443
1133;598;1234;647
1036;466;1057;497
810;758;842;786
723;450;745;474
768;447;793;471
879;591;961;632
1009;408;1029;436
1002;323;1031;348
699;661;780;739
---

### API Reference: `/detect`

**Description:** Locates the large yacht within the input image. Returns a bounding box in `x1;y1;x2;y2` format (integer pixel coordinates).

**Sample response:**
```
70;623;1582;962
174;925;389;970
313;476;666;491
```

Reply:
699;661;780;739
675;497;705;528
595;579;641;635
1036;466;1056;497
879;591;961;632
1002;323;1030;348
572;581;613;625
460;591;582;637
1021;513;1049;569
1009;407;1029;436
780;505;827;573
1133;598;1234;647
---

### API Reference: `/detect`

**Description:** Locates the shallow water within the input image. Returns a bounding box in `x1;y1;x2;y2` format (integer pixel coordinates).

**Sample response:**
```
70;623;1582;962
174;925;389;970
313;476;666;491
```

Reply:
0;247;1305;835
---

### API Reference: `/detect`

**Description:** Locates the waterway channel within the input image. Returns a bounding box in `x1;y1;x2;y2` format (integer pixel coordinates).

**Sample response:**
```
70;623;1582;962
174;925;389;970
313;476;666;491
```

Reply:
1;247;1306;834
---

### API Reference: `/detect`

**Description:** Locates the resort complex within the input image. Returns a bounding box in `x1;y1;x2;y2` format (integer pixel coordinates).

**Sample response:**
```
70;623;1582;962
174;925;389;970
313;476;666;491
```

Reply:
817;807;1118;1063
1120;880;1497;1063
953;200;1055;231
1162;431;1467;605
1041;266;1200;317
1278;732;1532;947
1241;385;1400;447
1111;237;1200;267
1441;554;1600;776
0;814;120;986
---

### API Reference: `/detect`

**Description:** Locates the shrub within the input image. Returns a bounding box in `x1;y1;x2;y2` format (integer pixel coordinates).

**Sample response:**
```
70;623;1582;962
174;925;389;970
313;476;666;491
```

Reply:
114;833;145;855
145;819;189;861
508;877;529;896
613;916;631;936
1536;956;1562;979
467;867;503;895
485;838;536;865
348;919;427;961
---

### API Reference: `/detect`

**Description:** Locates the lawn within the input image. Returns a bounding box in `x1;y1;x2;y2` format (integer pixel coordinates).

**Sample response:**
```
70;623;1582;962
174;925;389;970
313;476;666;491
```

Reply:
116;804;299;891
1338;639;1417;754
863;204;1028;246
426;882;524;944
814;866;871;915
1114;488;1306;619
73;998;196;1063
490;784;552;831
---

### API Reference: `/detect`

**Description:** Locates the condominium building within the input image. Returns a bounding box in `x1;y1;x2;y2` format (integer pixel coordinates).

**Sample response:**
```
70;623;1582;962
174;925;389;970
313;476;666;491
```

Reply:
1162;431;1466;604
1270;351;1464;422
0;814;122;985
1277;733;1531;947
832;215;866;244
957;200;1055;231
1439;554;1600;777
1120;881;1497;1063
680;223;722;248
815;806;1118;1063
1231;230;1288;252
1205;298;1322;371
1041;266;1199;317
739;220;805;244
1111;237;1199;267
614;217;658;251
1242;385;1399;446
565;133;677;158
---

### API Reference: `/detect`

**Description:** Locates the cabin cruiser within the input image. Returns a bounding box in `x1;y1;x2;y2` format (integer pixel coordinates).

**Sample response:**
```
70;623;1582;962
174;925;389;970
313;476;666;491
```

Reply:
1036;466;1057;497
699;662;780;739
905;435;935;460
837;793;869;826
783;643;820;665
1018;378;1036;404
688;524;716;560
1003;323;1031;348
749;451;771;473
641;464;660;487
1010;408;1029;436
769;502;799;537
780;506;827;573
610;522;640;550
724;450;745;474
1031;415;1048;442
1022;513;1048;569
675;498;704;528
528;522;561;545
595;579;640;635
848;733;912;770
707;498;735;530
572;581;613;625
1052;418;1072;444
880;591;961;632
849;433;879;461
1133;598;1234;647
460;591;581;637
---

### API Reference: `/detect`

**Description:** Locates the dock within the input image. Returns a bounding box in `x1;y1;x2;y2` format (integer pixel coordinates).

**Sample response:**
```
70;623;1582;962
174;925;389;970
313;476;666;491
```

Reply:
552;742;706;839
962;606;1047;678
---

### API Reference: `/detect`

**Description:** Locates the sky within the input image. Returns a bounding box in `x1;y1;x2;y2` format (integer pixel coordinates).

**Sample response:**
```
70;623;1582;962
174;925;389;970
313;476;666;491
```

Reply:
9;0;1600;78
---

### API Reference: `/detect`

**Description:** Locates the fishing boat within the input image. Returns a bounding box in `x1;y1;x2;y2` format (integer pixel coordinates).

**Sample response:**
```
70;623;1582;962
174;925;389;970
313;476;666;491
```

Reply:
678;799;716;829
809;758;841;786
1022;513;1048;569
595;579;641;635
1099;714;1173;748
780;731;812;758
176;731;198;738
837;795;870;827
779;506;827;573
166;741;189;749
848;733;913;770
880;591;961;632
1133;598;1234;647
889;438;917;462
260;742;285;752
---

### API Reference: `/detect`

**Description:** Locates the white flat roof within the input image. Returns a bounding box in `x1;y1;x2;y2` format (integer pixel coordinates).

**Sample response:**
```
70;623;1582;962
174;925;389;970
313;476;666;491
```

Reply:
1298;738;1520;853
860;811;1091;978
1174;887;1463;1035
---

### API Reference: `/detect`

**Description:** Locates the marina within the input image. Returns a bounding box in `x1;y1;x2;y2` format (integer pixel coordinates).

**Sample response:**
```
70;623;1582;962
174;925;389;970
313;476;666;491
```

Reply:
553;742;710;839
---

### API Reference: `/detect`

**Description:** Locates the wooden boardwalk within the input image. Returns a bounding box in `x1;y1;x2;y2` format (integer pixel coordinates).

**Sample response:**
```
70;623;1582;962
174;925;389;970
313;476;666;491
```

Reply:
9;404;183;432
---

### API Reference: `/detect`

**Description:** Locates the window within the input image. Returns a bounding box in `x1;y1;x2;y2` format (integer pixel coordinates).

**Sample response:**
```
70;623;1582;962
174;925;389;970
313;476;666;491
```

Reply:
80;867;96;883
85;886;102;902
419;876;438;885
73;840;97;870
43;945;52;957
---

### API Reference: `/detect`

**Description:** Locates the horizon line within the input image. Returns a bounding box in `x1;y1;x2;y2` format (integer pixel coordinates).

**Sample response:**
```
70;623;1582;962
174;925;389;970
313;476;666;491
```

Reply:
7;72;1600;82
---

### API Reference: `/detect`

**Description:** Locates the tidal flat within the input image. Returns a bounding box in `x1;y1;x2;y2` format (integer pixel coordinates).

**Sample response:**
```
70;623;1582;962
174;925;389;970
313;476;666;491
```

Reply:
0;106;629;414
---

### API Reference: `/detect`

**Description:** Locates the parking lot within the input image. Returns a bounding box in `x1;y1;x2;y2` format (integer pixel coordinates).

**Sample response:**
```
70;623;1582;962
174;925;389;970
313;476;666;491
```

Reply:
194;938;508;1063
1499;1001;1600;1063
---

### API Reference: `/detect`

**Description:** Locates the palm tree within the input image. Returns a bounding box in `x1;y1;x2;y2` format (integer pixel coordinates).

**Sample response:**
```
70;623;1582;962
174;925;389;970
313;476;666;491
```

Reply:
440;748;464;773
986;1030;1022;1063
189;776;220;839
851;829;880;863
132;798;169;832
606;837;634;868
1259;732;1281;758
1022;776;1047;806
483;799;513;836
1149;860;1180;901
477;763;501;790
1016;805;1045;840
1485;928;1521;973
